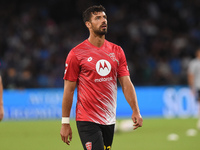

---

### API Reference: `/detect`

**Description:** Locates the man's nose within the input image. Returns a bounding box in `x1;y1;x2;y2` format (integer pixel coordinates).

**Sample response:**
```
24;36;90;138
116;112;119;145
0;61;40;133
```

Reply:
102;18;107;24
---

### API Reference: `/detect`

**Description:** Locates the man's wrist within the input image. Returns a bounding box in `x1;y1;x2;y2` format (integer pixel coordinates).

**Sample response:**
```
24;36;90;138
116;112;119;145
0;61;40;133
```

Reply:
132;107;140;113
61;117;70;124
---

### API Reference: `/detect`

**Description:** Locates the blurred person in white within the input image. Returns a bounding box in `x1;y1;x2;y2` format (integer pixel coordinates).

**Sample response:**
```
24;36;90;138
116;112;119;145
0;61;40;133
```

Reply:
188;48;200;129
0;74;4;121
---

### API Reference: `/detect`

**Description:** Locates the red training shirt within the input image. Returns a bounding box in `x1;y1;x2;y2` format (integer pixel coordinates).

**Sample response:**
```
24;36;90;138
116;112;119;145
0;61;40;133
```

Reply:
63;39;129;125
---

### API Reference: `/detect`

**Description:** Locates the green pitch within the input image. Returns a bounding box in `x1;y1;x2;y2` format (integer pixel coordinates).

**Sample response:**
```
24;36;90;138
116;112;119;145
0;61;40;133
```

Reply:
0;118;200;150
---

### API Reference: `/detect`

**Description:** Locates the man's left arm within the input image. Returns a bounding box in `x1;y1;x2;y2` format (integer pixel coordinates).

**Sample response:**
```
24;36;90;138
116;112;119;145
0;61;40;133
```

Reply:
118;76;143;130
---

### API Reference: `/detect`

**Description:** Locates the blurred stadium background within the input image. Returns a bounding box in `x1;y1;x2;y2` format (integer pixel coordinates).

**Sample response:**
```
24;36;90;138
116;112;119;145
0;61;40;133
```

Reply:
1;0;200;150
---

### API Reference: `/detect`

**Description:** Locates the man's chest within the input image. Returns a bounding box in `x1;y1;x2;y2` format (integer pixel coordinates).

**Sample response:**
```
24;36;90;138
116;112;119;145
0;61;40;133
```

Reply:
78;50;119;77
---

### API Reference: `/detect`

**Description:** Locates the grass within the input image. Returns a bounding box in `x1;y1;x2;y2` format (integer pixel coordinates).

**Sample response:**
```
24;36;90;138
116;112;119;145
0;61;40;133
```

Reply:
0;118;200;150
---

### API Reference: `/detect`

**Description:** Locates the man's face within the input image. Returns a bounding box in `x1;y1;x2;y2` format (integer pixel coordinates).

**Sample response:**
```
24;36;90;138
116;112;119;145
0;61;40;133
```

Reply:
89;11;108;35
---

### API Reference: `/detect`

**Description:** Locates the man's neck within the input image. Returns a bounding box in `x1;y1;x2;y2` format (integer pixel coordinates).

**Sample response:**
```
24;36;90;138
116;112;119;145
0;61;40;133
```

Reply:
88;34;105;48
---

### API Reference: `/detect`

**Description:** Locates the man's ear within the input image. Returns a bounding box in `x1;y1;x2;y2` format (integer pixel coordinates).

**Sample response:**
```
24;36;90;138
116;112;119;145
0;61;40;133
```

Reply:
85;21;91;29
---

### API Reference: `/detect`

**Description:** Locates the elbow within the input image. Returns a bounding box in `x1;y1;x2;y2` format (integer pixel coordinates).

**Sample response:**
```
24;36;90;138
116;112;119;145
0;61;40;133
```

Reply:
122;82;133;92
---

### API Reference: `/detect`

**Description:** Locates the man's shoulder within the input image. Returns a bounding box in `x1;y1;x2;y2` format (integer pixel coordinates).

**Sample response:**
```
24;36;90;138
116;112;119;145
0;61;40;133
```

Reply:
105;40;122;52
67;40;90;60
105;40;120;47
71;40;88;52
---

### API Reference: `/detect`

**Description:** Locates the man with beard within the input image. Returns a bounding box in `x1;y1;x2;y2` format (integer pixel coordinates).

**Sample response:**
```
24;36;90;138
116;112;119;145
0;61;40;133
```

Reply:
60;5;143;150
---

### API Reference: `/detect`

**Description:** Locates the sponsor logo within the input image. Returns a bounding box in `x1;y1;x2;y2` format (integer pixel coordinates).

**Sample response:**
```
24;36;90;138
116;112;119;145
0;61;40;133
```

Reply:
94;77;113;82
85;142;92;150
96;59;111;76
87;57;92;62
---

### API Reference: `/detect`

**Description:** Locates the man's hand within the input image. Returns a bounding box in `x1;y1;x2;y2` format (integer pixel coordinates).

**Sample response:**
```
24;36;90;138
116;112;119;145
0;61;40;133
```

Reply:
132;113;143;130
60;124;72;145
0;104;4;121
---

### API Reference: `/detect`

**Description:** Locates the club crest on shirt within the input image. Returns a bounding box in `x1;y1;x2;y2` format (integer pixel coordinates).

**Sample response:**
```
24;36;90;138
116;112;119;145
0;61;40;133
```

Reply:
109;53;116;61
85;142;92;150
108;53;119;65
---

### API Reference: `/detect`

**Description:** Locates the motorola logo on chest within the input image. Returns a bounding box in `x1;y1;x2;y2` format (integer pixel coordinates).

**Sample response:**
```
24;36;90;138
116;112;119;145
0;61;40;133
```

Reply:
94;59;113;83
96;59;111;76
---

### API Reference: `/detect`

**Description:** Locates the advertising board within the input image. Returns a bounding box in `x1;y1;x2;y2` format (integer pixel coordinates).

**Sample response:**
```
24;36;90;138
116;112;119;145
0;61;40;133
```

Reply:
3;86;198;120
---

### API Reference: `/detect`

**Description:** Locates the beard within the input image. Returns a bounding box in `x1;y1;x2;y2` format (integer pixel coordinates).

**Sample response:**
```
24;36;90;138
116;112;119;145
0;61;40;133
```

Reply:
94;28;107;35
92;24;108;36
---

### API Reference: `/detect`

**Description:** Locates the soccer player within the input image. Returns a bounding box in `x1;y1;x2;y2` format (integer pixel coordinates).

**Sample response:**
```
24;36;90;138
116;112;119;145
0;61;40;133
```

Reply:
188;48;200;129
0;74;4;121
60;5;143;150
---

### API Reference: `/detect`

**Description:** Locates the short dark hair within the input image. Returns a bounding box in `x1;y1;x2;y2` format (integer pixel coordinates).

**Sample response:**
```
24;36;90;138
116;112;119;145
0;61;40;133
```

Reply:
83;5;106;23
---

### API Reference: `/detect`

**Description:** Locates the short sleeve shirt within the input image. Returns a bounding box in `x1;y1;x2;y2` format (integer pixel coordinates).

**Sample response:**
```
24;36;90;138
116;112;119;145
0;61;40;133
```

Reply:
63;39;130;125
188;58;200;89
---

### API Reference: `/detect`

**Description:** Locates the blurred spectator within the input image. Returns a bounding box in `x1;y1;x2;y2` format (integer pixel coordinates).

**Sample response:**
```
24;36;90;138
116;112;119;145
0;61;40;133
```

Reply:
0;0;200;88
4;68;18;89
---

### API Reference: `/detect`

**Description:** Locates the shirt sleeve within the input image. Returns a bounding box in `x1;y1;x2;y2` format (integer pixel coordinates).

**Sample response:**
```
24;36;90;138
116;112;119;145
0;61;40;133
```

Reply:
63;50;80;81
117;46;130;77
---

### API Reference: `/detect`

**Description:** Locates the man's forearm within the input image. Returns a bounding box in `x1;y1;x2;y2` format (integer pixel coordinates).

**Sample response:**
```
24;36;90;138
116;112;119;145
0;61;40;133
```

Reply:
123;83;140;113
119;76;140;114
0;76;3;105
62;80;76;117
188;74;195;90
119;76;139;113
62;92;74;117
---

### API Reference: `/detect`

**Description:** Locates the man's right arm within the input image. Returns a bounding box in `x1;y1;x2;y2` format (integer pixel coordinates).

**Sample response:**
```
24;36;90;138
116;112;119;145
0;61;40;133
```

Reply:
188;62;195;95
60;80;76;145
188;72;194;93
0;75;4;121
